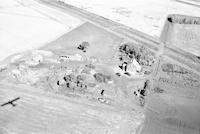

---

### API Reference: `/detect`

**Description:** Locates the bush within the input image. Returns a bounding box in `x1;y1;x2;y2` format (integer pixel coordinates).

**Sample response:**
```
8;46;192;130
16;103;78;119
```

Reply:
93;73;111;83
119;43;155;67
77;41;90;52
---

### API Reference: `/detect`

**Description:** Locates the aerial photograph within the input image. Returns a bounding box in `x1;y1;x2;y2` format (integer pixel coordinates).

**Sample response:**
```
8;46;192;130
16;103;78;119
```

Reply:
0;0;200;134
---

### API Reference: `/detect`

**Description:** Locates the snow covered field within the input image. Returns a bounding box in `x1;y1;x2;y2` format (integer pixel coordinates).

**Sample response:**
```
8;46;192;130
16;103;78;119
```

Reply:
58;0;199;37
0;0;83;62
59;0;169;38
1;0;200;61
1;0;200;134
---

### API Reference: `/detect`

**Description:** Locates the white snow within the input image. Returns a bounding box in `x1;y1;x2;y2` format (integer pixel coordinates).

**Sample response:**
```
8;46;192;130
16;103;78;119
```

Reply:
126;59;141;75
1;0;200;61
10;54;24;63
60;0;170;37
31;50;54;57
25;53;43;66
59;0;200;38
0;0;83;62
169;0;200;17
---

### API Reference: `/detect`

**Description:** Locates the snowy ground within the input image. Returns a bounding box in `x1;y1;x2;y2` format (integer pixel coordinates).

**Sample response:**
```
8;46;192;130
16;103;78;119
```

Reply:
59;0;200;37
59;0;170;38
0;83;142;134
169;0;200;17
0;0;83;62
1;0;200;134
1;0;200;61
